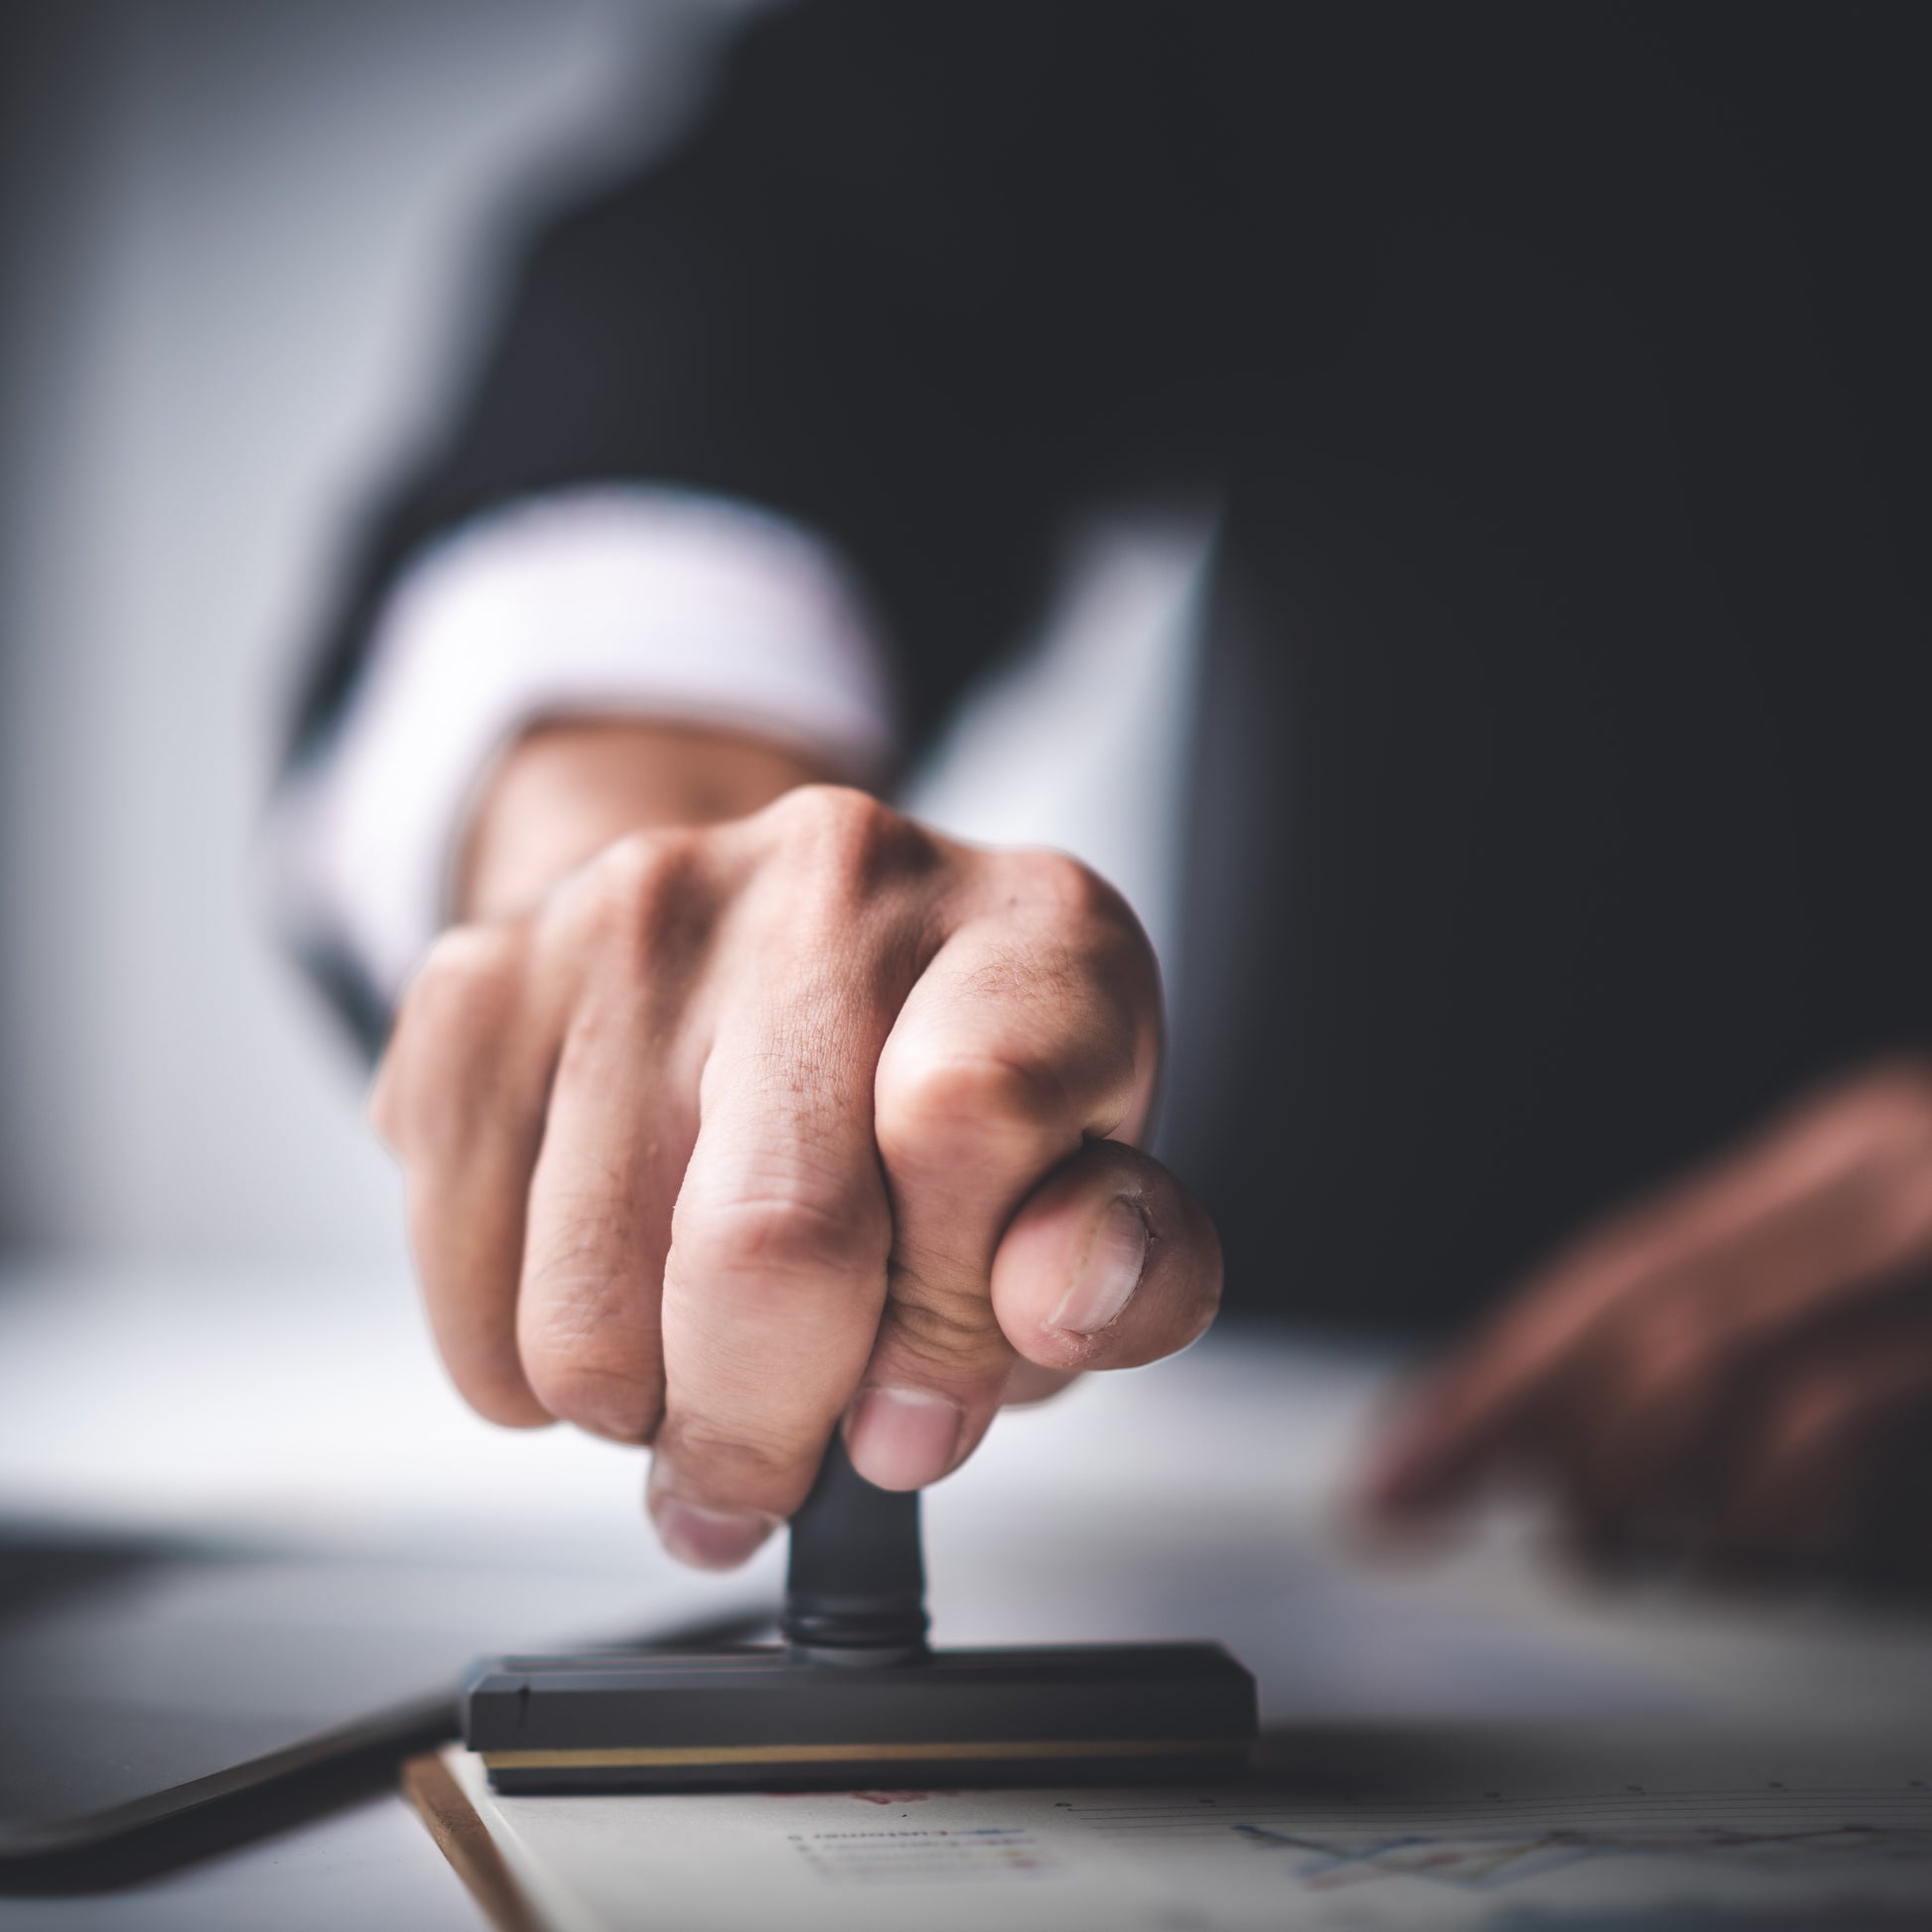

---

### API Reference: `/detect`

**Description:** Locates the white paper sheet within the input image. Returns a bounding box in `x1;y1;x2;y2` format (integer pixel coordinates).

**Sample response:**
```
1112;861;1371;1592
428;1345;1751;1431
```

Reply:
447;1740;1932;1931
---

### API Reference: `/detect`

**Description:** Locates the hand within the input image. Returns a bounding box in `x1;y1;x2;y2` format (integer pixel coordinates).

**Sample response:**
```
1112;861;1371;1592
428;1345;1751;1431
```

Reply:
1358;1058;1932;1585
371;729;1220;1569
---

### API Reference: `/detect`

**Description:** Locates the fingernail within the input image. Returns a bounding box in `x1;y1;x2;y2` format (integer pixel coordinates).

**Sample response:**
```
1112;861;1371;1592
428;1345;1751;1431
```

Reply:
652;1498;775;1571
846;1386;964;1490
1049;1196;1149;1336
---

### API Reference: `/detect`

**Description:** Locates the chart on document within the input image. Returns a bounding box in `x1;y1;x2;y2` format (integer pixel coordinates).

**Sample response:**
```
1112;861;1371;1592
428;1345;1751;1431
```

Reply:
443;1747;1932;1931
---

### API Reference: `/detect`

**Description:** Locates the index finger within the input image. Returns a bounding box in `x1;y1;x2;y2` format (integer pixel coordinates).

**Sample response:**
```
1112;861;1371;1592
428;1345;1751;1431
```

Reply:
646;963;900;1565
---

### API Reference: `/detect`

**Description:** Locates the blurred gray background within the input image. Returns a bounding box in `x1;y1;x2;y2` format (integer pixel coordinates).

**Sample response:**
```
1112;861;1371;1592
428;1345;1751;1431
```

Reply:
0;0;757;1264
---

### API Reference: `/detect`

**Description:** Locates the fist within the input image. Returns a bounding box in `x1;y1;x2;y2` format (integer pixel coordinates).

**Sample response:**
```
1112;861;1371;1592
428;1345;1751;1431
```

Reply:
1361;1058;1932;1586
372;782;1220;1567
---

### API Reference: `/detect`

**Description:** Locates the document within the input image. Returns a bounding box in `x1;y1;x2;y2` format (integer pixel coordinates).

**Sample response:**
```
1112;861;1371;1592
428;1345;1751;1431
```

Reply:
439;1739;1932;1931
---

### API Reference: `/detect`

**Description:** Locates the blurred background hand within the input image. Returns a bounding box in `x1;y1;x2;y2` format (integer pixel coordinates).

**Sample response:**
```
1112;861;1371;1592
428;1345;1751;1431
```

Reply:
1359;1059;1932;1586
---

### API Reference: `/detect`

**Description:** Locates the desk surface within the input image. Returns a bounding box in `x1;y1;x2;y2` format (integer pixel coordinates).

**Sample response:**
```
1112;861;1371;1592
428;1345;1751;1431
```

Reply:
3;1258;1930;1927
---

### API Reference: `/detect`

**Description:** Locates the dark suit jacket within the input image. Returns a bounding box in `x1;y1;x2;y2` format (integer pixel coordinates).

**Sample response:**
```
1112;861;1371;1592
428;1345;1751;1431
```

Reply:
287;2;1931;1333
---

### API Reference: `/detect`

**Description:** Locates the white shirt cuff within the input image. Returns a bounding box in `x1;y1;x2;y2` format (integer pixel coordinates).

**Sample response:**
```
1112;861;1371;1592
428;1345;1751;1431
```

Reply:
268;486;897;1010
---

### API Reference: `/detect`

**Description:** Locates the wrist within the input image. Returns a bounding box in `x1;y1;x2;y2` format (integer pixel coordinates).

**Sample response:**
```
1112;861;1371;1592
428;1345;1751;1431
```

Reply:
458;716;837;923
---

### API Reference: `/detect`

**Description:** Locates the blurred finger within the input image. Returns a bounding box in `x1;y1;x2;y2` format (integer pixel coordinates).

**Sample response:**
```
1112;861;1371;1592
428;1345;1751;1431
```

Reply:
512;837;718;1446
1554;1158;1932;1550
1709;1310;1932;1570
516;992;693;1446
372;925;552;1429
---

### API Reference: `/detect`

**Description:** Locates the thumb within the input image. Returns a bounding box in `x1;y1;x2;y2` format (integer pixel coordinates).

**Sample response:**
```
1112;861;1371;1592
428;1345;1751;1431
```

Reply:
992;1139;1222;1372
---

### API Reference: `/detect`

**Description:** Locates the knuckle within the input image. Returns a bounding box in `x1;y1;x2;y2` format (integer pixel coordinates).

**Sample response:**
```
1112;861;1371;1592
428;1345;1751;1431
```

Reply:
378;925;523;1144
522;1355;659;1441
402;924;523;1041
524;1200;639;1302
877;1041;1075;1167
555;830;706;964
1008;847;1127;930
518;1219;660;1406
663;1416;814;1501
765;784;927;895
886;1274;1010;1376
674;1183;888;1290
1000;853;1154;999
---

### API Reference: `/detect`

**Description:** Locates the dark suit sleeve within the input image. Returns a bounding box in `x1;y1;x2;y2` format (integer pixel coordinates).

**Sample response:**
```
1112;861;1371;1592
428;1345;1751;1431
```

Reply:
284;0;1207;781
